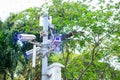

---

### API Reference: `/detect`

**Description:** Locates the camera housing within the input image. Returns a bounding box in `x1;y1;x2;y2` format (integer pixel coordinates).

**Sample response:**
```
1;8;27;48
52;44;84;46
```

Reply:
52;36;61;45
17;34;36;41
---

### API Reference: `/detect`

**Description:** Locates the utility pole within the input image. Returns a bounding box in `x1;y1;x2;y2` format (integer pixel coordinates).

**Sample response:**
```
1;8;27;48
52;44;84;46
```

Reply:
40;0;50;79
17;13;83;80
40;14;49;80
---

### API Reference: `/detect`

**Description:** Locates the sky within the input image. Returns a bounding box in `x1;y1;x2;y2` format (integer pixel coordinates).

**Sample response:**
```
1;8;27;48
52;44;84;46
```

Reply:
0;0;97;21
0;0;119;21
0;0;45;21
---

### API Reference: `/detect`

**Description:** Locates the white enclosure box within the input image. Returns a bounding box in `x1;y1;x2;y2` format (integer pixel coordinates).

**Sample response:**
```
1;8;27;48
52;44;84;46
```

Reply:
47;63;64;80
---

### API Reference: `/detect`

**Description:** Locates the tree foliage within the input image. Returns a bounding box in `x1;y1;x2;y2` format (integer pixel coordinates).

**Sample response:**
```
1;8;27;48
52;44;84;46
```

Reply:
0;0;120;80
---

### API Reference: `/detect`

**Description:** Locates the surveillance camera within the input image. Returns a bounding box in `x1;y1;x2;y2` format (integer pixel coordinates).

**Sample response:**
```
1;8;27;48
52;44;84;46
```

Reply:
25;47;40;59
52;36;61;44
17;34;36;41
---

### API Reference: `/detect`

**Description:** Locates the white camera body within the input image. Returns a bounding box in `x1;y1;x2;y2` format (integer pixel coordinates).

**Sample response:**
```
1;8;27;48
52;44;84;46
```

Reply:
17;34;36;41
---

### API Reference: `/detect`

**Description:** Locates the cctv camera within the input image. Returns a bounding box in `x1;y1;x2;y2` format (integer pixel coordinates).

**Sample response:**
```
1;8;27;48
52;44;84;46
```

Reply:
17;34;36;41
52;36;61;44
25;47;40;59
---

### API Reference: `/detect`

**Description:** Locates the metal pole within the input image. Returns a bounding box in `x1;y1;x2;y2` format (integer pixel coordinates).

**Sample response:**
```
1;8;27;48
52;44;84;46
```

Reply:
32;44;37;68
41;14;49;80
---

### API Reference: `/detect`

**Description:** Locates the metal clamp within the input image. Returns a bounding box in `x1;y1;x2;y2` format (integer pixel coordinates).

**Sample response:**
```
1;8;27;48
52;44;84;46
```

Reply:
40;30;48;37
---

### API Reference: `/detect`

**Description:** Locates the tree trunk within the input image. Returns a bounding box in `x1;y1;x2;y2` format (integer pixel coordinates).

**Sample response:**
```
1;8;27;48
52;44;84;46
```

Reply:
63;46;70;80
10;71;14;80
3;71;6;80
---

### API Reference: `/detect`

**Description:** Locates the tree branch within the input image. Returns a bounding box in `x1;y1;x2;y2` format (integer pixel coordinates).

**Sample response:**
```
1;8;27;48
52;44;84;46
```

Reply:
78;42;99;80
63;44;70;80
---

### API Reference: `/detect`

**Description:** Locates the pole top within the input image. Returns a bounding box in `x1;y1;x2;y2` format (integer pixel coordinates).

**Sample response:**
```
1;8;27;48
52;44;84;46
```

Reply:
42;14;49;17
47;63;64;70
